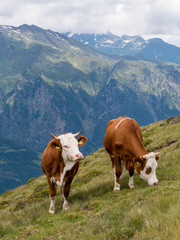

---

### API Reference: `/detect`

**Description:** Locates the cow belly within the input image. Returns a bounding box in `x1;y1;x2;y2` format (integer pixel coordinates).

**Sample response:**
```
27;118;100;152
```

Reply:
50;177;65;189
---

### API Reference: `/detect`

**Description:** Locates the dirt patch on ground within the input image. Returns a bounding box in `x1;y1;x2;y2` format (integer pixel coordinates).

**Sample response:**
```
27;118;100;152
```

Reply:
153;140;179;151
171;116;180;125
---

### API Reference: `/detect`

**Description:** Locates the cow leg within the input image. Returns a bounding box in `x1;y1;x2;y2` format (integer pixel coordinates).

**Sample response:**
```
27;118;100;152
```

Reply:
47;178;57;214
111;154;122;191
120;160;125;180
128;169;135;189
62;176;73;210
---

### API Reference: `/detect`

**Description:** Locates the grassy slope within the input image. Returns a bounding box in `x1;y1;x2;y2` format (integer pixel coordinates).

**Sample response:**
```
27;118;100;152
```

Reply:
0;116;180;240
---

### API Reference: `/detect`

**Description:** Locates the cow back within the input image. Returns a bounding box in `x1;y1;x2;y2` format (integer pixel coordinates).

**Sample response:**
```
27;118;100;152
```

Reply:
104;116;146;158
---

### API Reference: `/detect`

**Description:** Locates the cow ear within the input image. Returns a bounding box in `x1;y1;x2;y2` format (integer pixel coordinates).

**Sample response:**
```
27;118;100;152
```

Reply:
77;136;88;146
155;152;160;161
134;156;145;166
134;157;142;166
51;139;62;150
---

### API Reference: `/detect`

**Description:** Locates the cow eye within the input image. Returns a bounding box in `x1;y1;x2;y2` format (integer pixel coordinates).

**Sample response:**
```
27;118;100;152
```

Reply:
146;167;152;174
63;145;68;149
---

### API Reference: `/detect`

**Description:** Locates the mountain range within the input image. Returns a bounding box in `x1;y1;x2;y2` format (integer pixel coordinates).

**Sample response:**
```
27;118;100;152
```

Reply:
0;24;180;193
66;32;180;65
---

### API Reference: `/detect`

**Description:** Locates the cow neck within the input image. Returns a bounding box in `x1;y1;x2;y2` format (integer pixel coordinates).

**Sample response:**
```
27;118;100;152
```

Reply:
115;117;131;130
128;135;148;158
63;160;76;172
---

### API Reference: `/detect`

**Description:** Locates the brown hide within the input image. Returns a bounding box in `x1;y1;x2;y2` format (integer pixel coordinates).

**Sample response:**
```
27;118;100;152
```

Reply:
104;116;148;163
41;139;64;177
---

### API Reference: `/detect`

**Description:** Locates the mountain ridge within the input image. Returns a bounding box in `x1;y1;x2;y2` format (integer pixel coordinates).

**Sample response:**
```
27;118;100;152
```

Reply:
67;32;180;65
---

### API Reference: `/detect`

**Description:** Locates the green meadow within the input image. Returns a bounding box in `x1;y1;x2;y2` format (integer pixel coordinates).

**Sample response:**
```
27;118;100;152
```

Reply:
0;116;180;240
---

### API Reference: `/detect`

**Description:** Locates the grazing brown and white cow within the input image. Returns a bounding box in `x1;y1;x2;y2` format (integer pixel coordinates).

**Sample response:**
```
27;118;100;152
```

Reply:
104;116;160;191
41;130;88;214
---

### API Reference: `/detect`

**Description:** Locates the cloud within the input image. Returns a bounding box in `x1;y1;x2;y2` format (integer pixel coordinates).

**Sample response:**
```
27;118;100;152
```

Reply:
146;0;180;34
0;0;180;46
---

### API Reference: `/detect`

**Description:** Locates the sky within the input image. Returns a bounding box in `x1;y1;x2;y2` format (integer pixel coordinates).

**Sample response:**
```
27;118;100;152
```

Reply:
0;0;180;47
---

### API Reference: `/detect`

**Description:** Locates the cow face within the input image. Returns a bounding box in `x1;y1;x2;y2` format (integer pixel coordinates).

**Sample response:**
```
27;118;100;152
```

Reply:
134;152;159;186
51;131;88;162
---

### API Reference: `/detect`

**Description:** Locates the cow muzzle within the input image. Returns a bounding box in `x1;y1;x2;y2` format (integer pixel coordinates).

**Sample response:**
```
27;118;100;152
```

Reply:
75;153;84;161
148;178;158;186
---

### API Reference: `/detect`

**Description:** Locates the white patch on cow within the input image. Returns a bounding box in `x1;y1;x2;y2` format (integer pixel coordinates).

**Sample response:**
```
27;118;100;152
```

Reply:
113;167;120;191
56;180;65;189
50;177;56;184
115;117;131;130
49;196;56;214
50;177;66;189
63;196;69;210
59;161;76;188
120;161;125;180
139;152;158;186
128;176;134;188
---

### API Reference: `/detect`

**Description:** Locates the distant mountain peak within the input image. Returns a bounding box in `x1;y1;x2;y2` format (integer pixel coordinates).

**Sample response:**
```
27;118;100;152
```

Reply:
68;32;180;64
147;38;165;44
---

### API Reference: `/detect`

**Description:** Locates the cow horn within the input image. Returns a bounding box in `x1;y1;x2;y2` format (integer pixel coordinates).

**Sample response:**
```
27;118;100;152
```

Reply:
155;152;161;155
51;133;60;141
74;130;82;138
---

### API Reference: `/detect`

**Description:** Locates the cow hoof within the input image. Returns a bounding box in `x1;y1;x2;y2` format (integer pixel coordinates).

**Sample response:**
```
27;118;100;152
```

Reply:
113;187;120;191
49;209;55;214
49;205;55;214
128;184;134;189
63;206;69;211
63;203;70;211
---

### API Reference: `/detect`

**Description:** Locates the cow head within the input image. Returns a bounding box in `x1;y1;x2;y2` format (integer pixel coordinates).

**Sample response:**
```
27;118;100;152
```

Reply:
51;130;88;162
134;152;160;186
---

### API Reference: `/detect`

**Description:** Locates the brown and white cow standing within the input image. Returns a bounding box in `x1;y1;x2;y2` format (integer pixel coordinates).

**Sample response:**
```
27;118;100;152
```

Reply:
104;116;160;191
41;130;88;214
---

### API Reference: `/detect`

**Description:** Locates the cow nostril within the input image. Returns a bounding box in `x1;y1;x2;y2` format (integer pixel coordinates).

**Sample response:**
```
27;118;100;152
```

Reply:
154;182;158;185
76;153;83;159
